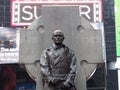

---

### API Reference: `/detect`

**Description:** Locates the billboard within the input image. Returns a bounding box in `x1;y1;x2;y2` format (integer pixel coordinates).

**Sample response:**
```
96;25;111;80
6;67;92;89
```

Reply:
11;0;102;26
0;27;20;64
115;0;120;57
115;0;120;68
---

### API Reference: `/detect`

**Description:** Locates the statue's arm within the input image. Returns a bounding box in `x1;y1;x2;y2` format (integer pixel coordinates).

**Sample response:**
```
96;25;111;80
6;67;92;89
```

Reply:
40;50;51;82
64;52;77;87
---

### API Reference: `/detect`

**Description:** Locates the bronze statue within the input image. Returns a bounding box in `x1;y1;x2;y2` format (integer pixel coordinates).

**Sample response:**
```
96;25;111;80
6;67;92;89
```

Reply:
40;30;77;90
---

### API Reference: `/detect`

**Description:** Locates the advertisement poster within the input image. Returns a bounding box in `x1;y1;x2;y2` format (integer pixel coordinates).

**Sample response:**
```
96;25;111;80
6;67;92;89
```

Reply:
115;0;120;68
114;0;120;90
0;27;19;64
115;0;120;57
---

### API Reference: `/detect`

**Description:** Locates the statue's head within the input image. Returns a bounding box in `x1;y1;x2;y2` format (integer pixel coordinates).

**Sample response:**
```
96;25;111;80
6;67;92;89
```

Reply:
52;30;64;45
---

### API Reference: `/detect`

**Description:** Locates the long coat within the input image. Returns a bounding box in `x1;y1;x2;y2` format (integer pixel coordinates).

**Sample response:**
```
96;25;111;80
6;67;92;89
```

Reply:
40;44;77;90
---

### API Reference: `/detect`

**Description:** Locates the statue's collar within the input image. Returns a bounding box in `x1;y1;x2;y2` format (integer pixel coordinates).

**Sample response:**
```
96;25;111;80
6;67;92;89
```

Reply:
53;43;65;50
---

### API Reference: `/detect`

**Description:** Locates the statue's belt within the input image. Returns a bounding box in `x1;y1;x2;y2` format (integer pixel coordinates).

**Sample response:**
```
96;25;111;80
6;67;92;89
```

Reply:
51;74;68;80
50;69;69;73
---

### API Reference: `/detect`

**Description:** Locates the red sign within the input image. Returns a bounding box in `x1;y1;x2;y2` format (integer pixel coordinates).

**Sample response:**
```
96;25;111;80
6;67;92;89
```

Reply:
11;0;102;26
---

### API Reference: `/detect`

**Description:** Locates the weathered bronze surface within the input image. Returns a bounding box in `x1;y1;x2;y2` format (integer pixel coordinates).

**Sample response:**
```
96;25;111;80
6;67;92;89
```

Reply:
40;30;77;90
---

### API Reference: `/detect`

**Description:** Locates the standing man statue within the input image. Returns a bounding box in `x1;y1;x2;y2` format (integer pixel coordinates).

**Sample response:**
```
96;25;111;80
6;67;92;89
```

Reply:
40;30;77;90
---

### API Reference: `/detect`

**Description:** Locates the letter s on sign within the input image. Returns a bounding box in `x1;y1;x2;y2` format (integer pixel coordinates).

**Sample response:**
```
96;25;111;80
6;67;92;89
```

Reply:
22;6;33;21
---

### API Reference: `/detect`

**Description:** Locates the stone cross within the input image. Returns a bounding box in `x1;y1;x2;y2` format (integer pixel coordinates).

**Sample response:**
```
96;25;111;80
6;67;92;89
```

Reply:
19;6;104;90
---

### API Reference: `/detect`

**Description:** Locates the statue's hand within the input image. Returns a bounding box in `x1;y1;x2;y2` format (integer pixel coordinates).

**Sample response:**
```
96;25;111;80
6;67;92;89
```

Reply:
60;83;70;90
48;78;60;86
63;81;71;88
51;78;60;85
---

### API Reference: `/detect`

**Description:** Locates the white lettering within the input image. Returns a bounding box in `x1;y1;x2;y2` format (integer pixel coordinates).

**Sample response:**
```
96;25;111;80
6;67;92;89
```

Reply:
79;5;91;20
22;6;33;20
34;6;39;19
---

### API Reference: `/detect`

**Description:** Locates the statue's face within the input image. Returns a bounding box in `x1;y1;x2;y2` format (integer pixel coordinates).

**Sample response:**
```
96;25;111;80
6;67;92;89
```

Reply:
52;31;64;44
